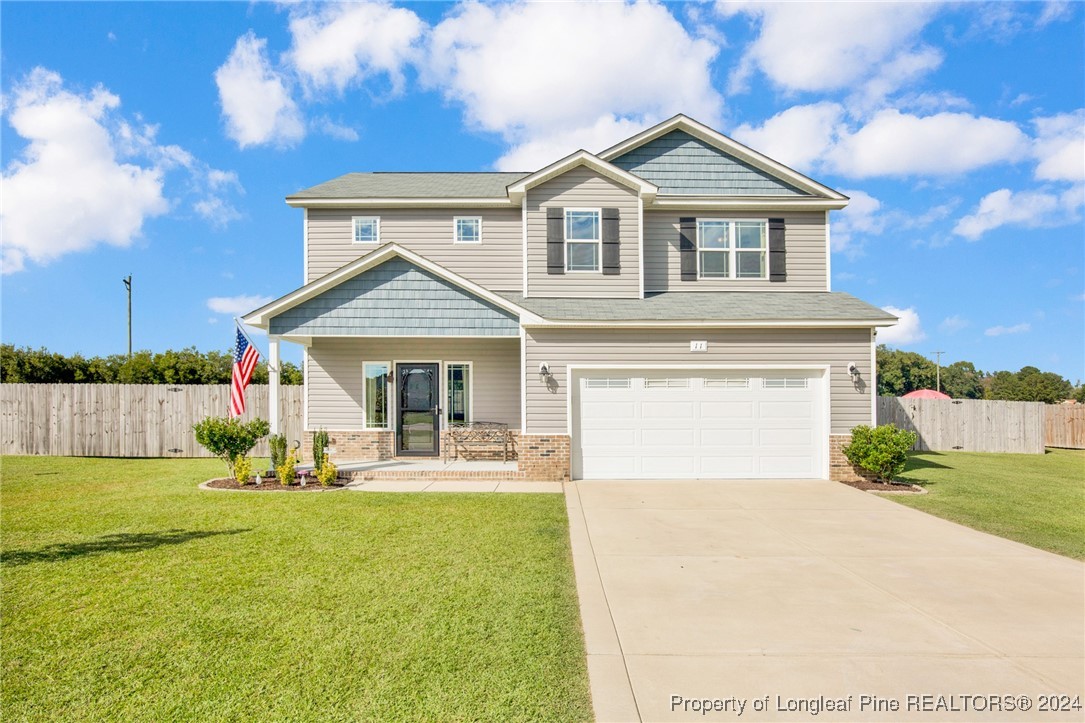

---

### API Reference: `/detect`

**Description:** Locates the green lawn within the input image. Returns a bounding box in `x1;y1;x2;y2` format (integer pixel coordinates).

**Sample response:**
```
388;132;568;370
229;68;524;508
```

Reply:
893;448;1085;560
1;457;591;722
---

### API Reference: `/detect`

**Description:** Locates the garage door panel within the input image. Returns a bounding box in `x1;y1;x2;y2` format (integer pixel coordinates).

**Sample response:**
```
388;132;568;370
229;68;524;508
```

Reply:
758;401;814;419
700;401;754;419
575;372;824;480
759;428;814;446
641;401;695;419
581;428;637;446
699;428;755;446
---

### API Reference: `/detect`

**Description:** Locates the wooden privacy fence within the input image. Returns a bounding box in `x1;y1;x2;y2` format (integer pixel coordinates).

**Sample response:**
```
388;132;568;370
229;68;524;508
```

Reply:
1;384;303;458
877;396;1047;454
1045;405;1085;449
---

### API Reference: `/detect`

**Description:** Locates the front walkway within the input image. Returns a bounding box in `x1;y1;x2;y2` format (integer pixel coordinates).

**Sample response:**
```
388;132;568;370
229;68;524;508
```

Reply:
566;479;1085;722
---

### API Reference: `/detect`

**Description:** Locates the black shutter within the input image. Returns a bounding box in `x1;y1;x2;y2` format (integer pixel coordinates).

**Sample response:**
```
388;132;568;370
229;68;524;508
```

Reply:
768;218;786;282
679;217;697;281
546;207;564;274
601;208;620;275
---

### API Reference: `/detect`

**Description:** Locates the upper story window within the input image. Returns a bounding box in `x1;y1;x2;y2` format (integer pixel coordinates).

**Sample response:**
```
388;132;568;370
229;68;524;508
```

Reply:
353;216;380;244
454;217;481;244
697;219;767;279
565;209;601;272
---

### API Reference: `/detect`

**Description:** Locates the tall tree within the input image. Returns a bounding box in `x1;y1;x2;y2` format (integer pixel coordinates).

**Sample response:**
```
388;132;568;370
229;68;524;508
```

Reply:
940;361;984;399
876;346;937;396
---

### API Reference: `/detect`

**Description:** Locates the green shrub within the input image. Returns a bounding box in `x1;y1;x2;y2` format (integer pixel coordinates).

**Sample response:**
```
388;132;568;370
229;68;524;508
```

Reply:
843;424;918;482
268;434;287;471
233;456;253;485
192;417;270;477
315;460;338;487
312;429;329;471
276;450;297;486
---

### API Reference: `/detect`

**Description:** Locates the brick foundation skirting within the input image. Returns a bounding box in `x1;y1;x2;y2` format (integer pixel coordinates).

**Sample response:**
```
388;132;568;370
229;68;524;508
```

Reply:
301;430;394;464
829;434;874;482
517;434;571;482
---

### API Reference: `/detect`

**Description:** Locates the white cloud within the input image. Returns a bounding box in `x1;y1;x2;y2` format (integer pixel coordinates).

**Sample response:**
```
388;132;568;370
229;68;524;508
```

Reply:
1032;110;1085;182
827;109;1030;178
939;315;970;333
953;187;1084;239
207;295;274;316
313;116;360;142
718;1;940;98
985;322;1031;337
1;68;168;274
830;189;883;255
731;102;844;172
425;1;722;170
194;197;242;228
1037;0;1073;26
287;2;423;95
215;31;305;148
878;306;926;345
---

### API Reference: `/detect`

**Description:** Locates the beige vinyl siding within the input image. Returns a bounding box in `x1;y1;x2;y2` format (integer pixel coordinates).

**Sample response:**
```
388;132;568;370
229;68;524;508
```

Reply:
526;166;640;298
306;208;522;288
306;337;520;430
523;327;871;434
644;210;827;291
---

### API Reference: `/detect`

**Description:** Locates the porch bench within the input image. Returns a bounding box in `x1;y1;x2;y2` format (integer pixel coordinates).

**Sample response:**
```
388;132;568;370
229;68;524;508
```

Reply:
444;421;513;463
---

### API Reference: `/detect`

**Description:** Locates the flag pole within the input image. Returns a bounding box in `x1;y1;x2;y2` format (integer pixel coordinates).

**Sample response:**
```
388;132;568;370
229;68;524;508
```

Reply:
234;318;278;372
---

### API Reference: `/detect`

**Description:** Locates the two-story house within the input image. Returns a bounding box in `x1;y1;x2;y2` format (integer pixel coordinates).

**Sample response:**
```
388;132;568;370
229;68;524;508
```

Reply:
242;115;896;481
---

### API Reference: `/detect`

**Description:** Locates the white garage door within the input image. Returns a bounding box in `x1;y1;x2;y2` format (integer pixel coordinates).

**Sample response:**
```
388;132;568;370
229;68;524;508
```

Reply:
572;370;825;480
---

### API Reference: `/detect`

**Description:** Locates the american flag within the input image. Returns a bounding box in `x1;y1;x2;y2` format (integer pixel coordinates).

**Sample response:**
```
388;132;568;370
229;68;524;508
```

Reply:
229;325;260;418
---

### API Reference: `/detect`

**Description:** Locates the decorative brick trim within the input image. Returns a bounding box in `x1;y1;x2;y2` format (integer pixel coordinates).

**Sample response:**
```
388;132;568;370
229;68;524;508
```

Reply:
829;434;873;482
301;430;393;463
518;434;571;481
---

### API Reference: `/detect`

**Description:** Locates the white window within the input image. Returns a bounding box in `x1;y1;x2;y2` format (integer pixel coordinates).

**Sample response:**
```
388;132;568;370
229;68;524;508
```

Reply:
363;362;390;428
704;377;750;389
644;378;690;389
565;209;601;272
446;362;471;424
454;217;481;244
763;377;808;389
353;216;380;244
583;377;632;389
697;219;767;279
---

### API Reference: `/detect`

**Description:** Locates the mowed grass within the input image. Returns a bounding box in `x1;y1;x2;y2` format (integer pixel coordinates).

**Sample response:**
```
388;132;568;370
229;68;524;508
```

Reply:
894;448;1085;560
0;457;591;722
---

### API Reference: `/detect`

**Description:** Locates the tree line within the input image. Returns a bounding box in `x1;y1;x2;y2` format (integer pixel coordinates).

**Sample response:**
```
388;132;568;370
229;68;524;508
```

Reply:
876;346;1083;404
0;345;303;385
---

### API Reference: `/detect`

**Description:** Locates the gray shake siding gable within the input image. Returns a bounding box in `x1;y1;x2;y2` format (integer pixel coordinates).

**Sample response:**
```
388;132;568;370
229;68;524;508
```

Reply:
611;130;810;196
526;166;641;298
269;258;519;337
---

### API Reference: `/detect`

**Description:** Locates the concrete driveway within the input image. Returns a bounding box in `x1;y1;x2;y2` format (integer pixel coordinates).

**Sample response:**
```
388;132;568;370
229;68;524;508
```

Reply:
565;480;1085;722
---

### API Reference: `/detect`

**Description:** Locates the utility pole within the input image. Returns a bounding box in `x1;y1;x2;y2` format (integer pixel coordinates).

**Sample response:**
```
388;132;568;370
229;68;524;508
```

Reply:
932;350;945;393
123;275;132;358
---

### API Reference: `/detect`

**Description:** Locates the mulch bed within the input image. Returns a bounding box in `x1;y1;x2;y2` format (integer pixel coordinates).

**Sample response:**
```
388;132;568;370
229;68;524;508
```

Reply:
838;478;925;494
205;477;348;492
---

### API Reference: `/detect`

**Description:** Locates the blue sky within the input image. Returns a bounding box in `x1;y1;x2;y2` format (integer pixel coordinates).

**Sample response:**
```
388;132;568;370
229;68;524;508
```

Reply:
2;1;1083;380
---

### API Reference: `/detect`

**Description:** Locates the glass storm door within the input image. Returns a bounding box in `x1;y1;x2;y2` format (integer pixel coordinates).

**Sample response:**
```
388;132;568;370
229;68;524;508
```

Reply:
396;363;440;456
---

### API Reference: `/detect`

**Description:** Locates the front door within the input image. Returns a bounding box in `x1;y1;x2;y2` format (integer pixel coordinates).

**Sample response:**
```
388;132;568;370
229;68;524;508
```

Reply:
396;363;440;456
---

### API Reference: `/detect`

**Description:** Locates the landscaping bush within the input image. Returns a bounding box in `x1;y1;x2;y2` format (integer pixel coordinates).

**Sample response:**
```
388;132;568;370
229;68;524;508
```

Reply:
312;429;329;471
192;417;270;477
268;433;287;472
233;456;253;485
843;424;918;482
315;460;338;487
277;450;297;486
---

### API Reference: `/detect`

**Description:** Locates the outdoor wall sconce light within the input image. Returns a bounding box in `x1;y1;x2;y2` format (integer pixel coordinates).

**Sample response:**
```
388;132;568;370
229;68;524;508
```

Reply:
847;362;860;380
538;362;551;382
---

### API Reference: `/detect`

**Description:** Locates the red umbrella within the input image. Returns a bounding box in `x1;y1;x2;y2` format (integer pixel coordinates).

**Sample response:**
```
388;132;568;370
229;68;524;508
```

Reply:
902;389;951;400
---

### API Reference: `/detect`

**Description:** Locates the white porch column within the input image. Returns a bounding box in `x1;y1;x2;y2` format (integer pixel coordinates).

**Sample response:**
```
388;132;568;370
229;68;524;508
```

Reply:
268;336;281;434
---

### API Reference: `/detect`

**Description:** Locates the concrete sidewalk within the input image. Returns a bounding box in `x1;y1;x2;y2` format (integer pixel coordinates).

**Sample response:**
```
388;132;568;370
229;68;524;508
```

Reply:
565;479;1085;722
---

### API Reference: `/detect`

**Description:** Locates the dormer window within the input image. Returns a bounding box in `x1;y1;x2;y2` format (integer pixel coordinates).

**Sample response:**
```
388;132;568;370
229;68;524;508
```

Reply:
697;219;767;279
565;209;601;272
353;216;380;244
